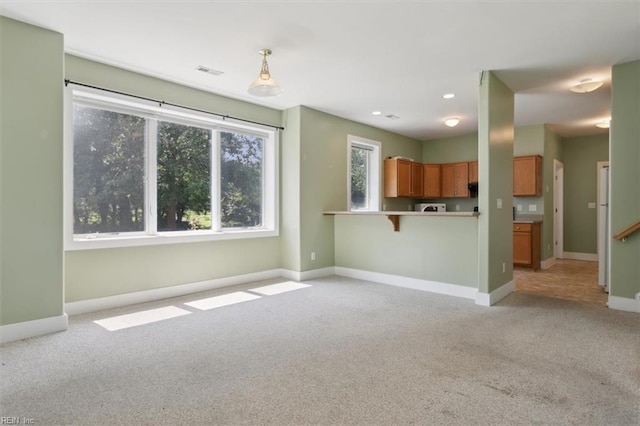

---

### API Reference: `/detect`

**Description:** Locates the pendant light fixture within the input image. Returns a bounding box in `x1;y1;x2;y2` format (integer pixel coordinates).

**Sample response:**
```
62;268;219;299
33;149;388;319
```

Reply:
248;49;282;97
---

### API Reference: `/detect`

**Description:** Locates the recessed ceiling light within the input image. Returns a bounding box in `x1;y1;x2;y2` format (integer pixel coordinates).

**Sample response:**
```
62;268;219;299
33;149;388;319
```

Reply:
596;119;610;129
444;117;460;127
570;79;603;93
196;65;224;76
372;111;382;116
443;93;455;99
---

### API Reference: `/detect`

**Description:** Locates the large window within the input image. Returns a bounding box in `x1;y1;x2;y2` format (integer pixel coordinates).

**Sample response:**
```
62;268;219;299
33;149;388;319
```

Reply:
347;135;381;211
67;89;277;249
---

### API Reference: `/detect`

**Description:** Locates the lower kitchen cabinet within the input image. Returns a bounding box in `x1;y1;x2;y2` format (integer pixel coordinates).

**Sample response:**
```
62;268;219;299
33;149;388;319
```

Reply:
513;222;541;271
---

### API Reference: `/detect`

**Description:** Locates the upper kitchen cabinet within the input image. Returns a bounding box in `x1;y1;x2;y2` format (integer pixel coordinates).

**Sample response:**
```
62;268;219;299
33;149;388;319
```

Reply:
384;157;412;197
514;155;542;197
441;162;470;198
422;164;441;198
469;161;478;184
411;162;423;198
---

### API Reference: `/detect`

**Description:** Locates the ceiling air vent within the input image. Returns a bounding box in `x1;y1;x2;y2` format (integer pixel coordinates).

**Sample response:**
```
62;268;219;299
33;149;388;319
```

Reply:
384;114;400;120
196;65;224;76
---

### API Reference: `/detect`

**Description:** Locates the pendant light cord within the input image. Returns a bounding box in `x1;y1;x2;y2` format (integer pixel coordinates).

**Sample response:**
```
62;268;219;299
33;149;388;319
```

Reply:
64;79;285;131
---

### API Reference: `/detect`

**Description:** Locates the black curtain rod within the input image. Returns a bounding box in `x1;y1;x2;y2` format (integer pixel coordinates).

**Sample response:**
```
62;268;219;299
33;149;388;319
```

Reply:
64;79;285;131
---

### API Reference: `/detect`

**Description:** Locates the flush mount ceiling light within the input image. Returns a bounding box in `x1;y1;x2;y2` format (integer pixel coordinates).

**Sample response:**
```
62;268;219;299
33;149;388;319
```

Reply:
444;117;460;127
443;93;455;99
596;119;610;129
372;111;382;116
248;49;282;97
570;79;603;93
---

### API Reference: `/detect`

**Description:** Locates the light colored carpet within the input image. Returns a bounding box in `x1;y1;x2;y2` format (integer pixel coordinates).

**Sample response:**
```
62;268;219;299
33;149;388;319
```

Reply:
1;276;638;425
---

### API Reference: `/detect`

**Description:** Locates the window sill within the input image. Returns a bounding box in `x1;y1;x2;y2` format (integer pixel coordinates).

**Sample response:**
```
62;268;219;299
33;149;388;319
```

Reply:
65;228;278;251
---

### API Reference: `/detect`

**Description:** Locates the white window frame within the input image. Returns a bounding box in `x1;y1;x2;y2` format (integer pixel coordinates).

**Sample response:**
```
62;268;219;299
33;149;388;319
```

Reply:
347;135;381;212
64;87;279;250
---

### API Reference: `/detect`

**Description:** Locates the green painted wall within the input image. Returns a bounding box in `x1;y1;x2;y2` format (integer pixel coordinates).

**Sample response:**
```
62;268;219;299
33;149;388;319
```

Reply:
610;60;640;300
297;106;423;272
280;107;302;271
64;56;283;301
478;71;514;294
335;215;479;287
562;133;608;254
66;239;280;302
1;18;64;325
422;133;478;163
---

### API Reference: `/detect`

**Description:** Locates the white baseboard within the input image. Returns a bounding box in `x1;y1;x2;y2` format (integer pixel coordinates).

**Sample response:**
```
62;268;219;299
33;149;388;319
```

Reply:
541;257;556;269
1;313;68;344
334;267;477;300
563;252;598;262
608;296;640;313
65;269;282;316
475;280;515;307
281;267;335;282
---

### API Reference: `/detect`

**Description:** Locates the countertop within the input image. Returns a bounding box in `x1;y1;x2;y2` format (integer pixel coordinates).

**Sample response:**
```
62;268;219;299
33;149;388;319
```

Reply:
513;215;543;224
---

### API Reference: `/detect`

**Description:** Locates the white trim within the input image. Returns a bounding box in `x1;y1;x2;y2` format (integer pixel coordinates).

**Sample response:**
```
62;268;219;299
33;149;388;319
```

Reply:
607;296;640;313
334;267;477;300
1;314;68;344
65;269;282;316
475;280;515;306
563;252;598;262
541;257;557;269
280;267;335;282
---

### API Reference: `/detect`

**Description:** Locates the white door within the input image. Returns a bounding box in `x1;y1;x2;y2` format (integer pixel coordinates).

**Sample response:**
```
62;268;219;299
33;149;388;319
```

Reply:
597;164;609;289
554;160;564;259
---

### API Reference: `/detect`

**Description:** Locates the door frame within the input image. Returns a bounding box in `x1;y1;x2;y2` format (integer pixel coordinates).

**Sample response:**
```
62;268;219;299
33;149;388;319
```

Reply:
553;160;564;259
596;161;610;287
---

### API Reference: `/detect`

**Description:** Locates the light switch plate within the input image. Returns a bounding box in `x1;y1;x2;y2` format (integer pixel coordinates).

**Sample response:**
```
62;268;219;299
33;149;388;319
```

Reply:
588;202;596;209
529;204;537;212
497;198;503;209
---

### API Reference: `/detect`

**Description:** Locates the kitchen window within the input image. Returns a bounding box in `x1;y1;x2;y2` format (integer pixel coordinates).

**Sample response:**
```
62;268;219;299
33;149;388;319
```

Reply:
348;135;381;211
66;89;277;250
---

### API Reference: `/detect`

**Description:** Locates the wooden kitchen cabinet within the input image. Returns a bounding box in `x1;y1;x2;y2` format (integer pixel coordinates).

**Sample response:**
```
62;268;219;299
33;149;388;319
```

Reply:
469;161;478;184
441;162;470;198
514;155;542;196
422;164;441;198
410;162;423;198
384;158;412;197
513;222;541;271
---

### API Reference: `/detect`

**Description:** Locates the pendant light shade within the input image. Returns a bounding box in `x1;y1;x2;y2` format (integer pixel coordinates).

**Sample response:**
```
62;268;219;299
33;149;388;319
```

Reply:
248;49;282;97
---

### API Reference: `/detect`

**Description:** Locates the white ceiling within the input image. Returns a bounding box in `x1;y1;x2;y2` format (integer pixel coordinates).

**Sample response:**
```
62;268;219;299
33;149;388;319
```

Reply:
2;0;639;140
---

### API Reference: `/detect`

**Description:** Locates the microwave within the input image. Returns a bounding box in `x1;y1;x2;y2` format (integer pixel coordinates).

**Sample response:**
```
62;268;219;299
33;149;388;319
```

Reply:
415;203;446;212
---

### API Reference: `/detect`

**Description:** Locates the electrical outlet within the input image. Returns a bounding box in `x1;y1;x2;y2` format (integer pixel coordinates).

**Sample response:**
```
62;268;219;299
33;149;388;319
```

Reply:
383;204;386;211
456;205;460;211
517;205;523;212
311;252;316;261
529;204;537;212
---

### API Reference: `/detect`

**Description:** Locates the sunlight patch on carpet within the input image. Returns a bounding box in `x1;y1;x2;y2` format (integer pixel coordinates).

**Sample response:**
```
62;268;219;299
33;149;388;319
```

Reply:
184;291;261;311
250;281;312;296
94;306;192;331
